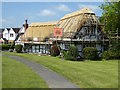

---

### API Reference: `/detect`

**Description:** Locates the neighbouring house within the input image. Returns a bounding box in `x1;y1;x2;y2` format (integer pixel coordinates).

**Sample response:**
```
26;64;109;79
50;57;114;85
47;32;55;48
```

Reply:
0;20;28;45
0;29;4;44
2;28;20;44
19;20;28;34
17;7;109;56
15;19;28;45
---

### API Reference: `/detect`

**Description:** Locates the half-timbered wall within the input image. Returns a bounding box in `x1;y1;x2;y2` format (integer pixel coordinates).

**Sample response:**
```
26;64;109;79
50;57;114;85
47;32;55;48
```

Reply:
24;44;51;54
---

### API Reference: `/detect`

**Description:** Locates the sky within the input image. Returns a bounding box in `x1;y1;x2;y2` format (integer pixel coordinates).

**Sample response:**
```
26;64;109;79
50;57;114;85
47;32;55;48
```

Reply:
1;2;104;28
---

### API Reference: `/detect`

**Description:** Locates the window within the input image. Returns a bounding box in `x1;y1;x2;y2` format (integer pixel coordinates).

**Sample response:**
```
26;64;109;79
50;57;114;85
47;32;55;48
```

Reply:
65;44;70;50
4;33;8;37
10;33;14;37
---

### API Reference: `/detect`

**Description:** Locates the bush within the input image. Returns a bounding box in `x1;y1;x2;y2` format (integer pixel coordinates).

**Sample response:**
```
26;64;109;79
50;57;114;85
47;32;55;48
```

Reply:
102;50;120;60
110;40;120;59
15;44;23;53
0;44;15;51
83;47;99;60
62;45;79;61
50;44;60;56
102;40;120;60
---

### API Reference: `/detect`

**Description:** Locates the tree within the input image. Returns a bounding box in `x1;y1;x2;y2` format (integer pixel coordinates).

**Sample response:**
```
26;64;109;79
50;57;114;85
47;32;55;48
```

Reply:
100;1;120;35
102;40;120;59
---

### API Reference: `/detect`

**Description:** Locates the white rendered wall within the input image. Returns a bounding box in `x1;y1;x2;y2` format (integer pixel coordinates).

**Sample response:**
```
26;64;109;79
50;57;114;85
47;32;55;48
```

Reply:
3;28;9;40
9;28;16;41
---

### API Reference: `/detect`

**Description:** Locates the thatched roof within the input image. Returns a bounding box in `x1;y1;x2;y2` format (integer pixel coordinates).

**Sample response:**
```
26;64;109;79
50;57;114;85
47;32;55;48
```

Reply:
21;7;102;42
30;22;57;27
61;7;95;20
20;21;58;42
56;7;101;38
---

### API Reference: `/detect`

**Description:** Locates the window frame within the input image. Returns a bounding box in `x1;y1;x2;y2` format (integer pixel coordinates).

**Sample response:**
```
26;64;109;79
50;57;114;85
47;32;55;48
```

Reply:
10;33;14;37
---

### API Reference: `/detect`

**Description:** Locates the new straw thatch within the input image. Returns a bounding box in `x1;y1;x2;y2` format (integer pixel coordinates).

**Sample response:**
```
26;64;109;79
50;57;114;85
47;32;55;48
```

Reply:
56;7;101;38
21;7;102;42
20;21;57;42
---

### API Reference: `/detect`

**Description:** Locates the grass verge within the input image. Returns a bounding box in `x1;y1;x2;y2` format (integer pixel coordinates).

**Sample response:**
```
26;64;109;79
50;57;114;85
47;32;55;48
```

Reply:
2;55;48;88
3;52;119;88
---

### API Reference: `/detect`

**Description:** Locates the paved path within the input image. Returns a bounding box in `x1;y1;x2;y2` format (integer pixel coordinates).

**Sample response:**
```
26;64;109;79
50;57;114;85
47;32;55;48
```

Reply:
3;54;79;89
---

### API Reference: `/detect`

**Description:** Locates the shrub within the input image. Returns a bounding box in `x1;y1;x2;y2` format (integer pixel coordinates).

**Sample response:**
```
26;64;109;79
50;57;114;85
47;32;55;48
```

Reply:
15;44;23;53
0;44;15;51
102;50;120;60
110;40;120;59
62;45;79;61
50;44;60;56
83;47;99;60
102;40;120;60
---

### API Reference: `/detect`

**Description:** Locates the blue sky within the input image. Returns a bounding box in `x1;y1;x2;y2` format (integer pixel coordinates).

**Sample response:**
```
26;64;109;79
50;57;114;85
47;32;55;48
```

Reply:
1;2;104;28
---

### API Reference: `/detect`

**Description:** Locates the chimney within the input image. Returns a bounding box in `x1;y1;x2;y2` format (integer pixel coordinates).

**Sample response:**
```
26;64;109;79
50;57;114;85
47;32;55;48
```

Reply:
23;19;28;30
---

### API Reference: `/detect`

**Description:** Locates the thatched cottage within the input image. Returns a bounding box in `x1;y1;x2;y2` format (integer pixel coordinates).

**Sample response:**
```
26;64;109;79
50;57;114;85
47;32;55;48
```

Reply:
17;7;108;56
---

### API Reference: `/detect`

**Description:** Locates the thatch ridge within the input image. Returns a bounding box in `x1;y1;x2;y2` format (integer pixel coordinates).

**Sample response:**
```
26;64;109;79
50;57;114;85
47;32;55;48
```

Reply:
61;7;95;20
30;21;58;27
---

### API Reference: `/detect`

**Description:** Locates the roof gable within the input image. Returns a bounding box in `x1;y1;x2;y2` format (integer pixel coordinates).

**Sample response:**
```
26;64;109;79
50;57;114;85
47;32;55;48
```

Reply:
0;29;4;33
29;21;58;27
12;28;20;33
61;7;95;20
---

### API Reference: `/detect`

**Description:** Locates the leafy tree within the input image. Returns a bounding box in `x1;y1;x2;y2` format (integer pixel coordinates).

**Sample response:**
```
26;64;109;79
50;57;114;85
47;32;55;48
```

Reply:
100;1;120;35
102;40;120;59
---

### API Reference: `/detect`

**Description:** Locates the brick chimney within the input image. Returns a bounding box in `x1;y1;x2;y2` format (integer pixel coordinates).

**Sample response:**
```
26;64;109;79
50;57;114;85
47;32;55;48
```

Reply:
23;19;28;31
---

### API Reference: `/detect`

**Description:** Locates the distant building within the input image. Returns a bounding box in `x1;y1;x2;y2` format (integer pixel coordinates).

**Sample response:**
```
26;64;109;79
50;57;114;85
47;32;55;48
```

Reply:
0;29;4;44
1;28;20;44
0;20;28;44
17;8;109;56
15;19;28;45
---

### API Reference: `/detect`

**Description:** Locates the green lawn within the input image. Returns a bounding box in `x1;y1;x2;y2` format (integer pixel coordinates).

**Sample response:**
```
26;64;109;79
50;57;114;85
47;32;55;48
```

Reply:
3;52;119;88
2;55;48;88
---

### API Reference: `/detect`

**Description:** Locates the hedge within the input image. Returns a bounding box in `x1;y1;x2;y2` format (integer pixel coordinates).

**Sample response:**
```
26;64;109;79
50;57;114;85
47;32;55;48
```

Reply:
0;44;15;51
102;50;120;60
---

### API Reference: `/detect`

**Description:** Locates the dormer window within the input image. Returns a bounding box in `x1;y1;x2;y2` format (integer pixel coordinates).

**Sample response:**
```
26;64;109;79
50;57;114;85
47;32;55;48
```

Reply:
10;33;14;37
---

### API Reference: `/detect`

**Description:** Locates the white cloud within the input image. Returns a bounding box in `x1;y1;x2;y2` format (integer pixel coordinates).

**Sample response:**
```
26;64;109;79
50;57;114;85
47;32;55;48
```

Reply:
39;9;56;16
0;19;7;23
57;4;71;12
1;17;16;28
0;19;11;27
78;4;101;12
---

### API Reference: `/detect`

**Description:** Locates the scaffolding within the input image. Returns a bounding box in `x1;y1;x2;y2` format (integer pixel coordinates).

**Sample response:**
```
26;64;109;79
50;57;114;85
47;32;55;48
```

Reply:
21;13;119;54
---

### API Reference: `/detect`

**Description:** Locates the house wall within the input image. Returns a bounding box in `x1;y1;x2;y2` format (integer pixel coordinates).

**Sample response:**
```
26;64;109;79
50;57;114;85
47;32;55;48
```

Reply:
24;43;51;54
19;27;25;34
77;26;102;41
9;28;16;41
3;28;9;40
3;28;18;43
